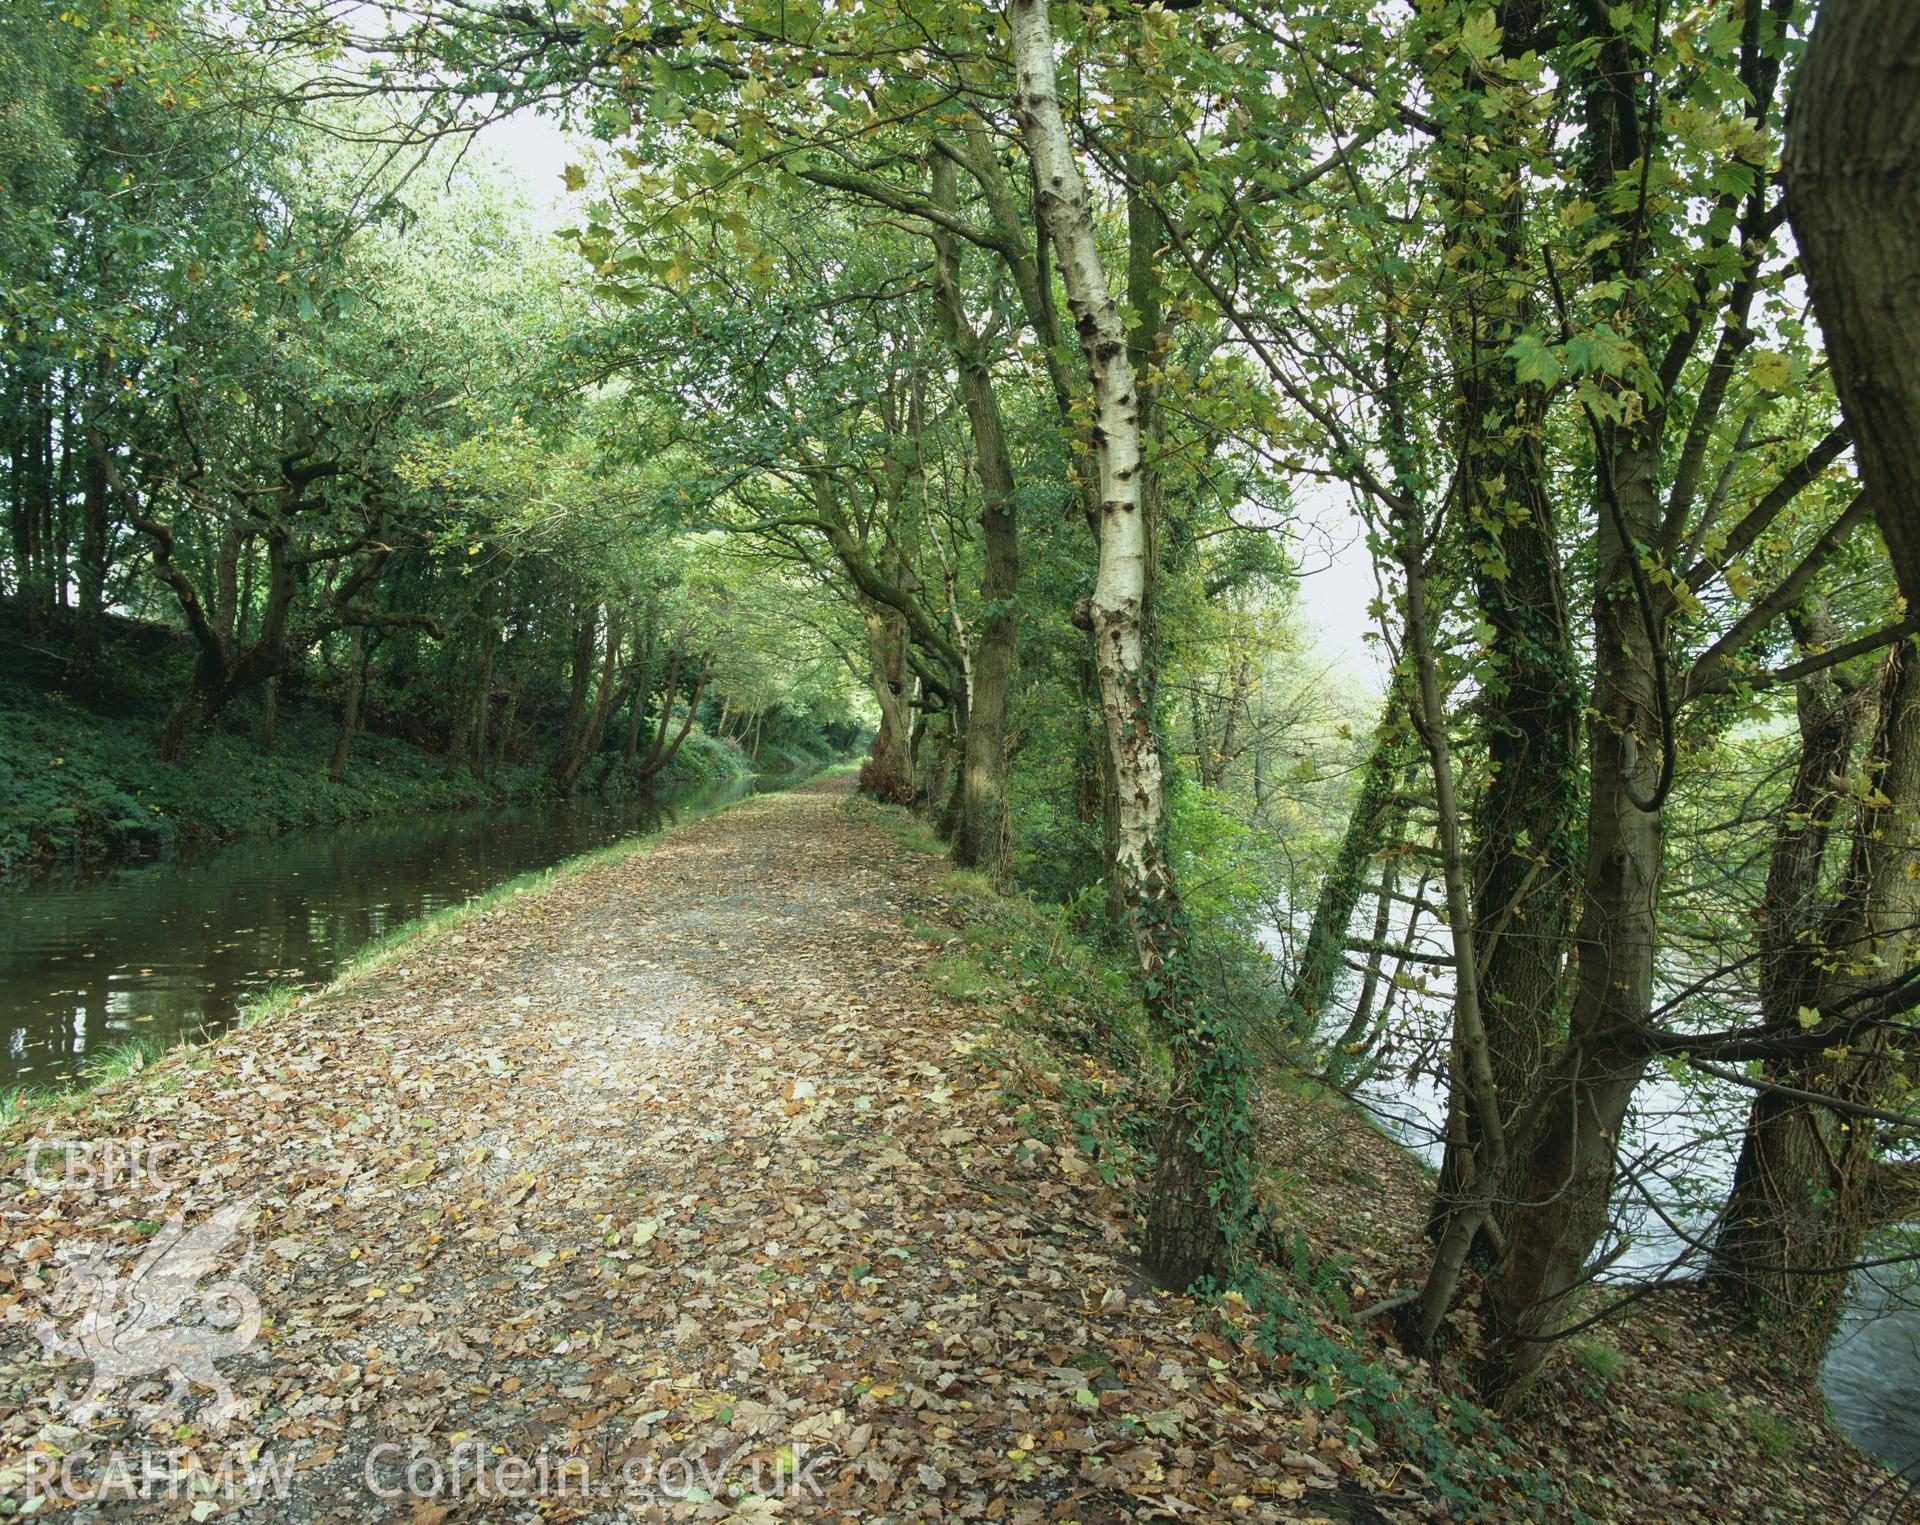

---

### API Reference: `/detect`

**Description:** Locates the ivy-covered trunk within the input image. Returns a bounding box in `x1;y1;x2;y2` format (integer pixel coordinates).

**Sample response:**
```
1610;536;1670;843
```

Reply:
1437;302;1580;1246
1418;0;1582;1242
1009;0;1251;1289
1483;438;1667;1392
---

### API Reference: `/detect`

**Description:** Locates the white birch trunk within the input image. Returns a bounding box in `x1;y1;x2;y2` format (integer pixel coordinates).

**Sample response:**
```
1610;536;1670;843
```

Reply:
1007;0;1243;1287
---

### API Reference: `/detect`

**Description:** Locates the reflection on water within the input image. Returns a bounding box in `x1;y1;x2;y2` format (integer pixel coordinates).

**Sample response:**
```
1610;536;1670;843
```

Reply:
0;777;772;1092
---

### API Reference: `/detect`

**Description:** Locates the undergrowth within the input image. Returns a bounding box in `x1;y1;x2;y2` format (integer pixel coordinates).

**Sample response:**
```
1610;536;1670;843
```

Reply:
850;789;1557;1519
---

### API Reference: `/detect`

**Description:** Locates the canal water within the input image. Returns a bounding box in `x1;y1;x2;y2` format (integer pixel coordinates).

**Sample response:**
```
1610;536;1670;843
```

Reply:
0;774;785;1093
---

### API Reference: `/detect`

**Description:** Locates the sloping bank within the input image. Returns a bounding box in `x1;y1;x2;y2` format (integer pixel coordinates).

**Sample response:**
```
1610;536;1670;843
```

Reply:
0;778;1887;1522
0;617;757;876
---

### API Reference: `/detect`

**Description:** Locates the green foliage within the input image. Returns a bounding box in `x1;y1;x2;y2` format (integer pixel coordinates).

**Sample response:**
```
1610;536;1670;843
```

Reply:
1739;1406;1800;1461
1167;777;1274;935
1571;1339;1627;1387
861;795;1150;1070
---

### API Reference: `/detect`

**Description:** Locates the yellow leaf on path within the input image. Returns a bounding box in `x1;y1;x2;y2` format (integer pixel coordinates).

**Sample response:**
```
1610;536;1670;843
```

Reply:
686;1390;735;1419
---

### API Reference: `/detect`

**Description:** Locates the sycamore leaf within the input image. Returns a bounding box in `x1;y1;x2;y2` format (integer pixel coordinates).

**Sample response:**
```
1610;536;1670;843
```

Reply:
1460;8;1503;61
1751;349;1792;393
1507;332;1563;388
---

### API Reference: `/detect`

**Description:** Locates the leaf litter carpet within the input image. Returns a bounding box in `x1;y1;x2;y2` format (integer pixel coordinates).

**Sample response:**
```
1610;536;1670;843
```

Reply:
3;777;1398;1522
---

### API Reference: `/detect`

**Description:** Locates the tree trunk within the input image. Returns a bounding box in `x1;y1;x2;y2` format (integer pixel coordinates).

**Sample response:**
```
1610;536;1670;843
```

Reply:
1010;0;1251;1289
1433;363;1581;1244
1482;437;1668;1393
258;675;277;750
444;664;476;778
1398;516;1505;1349
1414;1;1583;1244
448;590;498;780
576;608;625;784
101;446;311;759
935;693;968;840
1285;705;1409;1041
6;364;32;602
493;681;521;780
330;626;366;782
74;411;113;661
929;156;1019;877
1784;0;1920;607
157;658;222;763
212;526;243;648
637;657;711;783
469;636;494;780
551;606;598;789
623;690;647;763
859;602;916;804
623;611;656;765
19;371;53;620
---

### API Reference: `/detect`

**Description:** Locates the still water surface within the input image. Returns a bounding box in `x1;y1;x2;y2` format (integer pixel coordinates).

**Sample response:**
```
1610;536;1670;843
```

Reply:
0;776;774;1092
